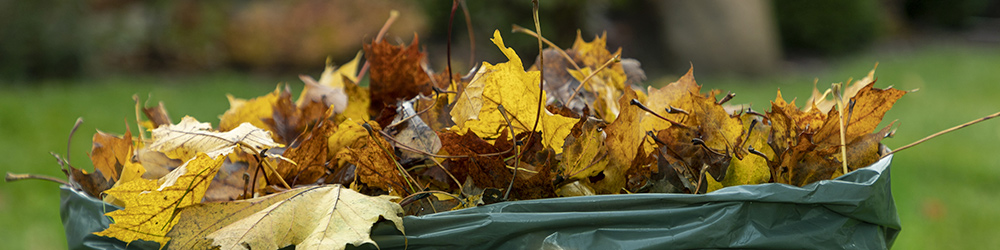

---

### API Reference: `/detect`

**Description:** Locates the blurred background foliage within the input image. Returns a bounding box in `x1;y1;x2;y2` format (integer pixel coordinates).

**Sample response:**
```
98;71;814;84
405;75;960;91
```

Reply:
2;0;1000;249
3;0;998;81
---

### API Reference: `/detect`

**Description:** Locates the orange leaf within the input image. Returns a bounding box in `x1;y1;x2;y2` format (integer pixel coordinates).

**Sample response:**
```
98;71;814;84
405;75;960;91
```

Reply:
592;88;645;193
365;35;445;114
337;122;412;196
274;109;337;186
90;128;134;182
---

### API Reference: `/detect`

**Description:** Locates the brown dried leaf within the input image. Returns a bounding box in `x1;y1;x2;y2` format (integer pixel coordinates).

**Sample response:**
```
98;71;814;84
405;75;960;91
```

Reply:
274;109;337;186
437;130;510;190
813;82;907;146
365;35;444;114
338;122;413;196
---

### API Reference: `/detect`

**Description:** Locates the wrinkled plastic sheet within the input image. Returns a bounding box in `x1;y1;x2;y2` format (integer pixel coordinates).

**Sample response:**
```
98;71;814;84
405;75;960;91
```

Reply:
62;156;900;250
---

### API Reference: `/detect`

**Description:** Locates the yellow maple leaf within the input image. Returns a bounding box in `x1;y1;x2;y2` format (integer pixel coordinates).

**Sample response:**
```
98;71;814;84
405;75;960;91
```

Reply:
103;148;147;208
639;67;700;134
571;31;628;90
721;114;772;187
95;152;227;248
334;77;371;123
166;185;403;250
450;30;576;154
558;121;609;181
314;52;361;91
812;81;907;146
296;52;361;114
149;116;281;162
704;172;725;193
219;86;282;132
327;119;370;159
592;88;647;193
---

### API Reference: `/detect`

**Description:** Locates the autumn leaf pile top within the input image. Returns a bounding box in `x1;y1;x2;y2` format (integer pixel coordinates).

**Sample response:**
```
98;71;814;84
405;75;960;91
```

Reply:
60;28;905;249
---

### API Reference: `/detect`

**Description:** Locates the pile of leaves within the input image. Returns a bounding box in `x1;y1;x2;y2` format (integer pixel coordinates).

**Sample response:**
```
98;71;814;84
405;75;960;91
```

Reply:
50;27;907;250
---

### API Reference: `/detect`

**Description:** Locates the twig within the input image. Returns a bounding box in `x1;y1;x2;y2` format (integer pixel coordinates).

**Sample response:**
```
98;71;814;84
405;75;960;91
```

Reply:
5;173;70;185
459;0;475;67
693;164;708;195
629;99;690;129
882;111;1000;159
511;24;581;71
399;190;467;208
833;83;848;174
258;155;292;190
67;118;83;167
363;122;421;194
564;53;621;105
446;1;458;93
428;158;464;196
133;95;145;146
505;0;542;201
357;10;399;81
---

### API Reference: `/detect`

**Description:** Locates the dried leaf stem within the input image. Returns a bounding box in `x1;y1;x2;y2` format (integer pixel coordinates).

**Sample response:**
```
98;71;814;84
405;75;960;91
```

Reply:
258;155;292;190
629;99;690;129
67;117;83;167
446;1;458;93
399;190;466;208
357;10;399;81
4;173;69;185
133;95;147;145
505;0;542;201
459;0;475;66
565;52;621;105
833;83;849;174
511;24;581;72
363;122;421;194
883;110;1000;159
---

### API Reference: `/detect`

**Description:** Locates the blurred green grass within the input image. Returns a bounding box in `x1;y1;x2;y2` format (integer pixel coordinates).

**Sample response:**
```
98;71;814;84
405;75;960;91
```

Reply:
2;43;999;249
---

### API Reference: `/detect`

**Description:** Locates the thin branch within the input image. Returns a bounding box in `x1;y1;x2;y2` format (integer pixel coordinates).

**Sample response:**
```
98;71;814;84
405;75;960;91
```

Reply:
446;0;458;94
133;95;147;146
565;53;621;105
363;122;422;194
428;158;464;195
399;190;467;208
357;10;400;81
5;173;70;185
511;24;581;71
833;83;848;174
883;111;1000;159
459;0;475;67
67;118;83;167
506;0;542;201
629;99;690;129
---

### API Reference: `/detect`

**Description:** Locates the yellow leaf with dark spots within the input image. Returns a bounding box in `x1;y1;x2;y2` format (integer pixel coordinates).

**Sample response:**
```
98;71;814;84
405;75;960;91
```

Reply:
95;152;226;248
450;30;576;154
166;185;403;250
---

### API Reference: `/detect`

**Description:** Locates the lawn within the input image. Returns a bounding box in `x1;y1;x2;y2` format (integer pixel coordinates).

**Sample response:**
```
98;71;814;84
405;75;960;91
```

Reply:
2;43;999;249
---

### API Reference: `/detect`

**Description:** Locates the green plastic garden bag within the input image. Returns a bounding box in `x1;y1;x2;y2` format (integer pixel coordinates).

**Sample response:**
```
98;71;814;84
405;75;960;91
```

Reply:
62;155;900;249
